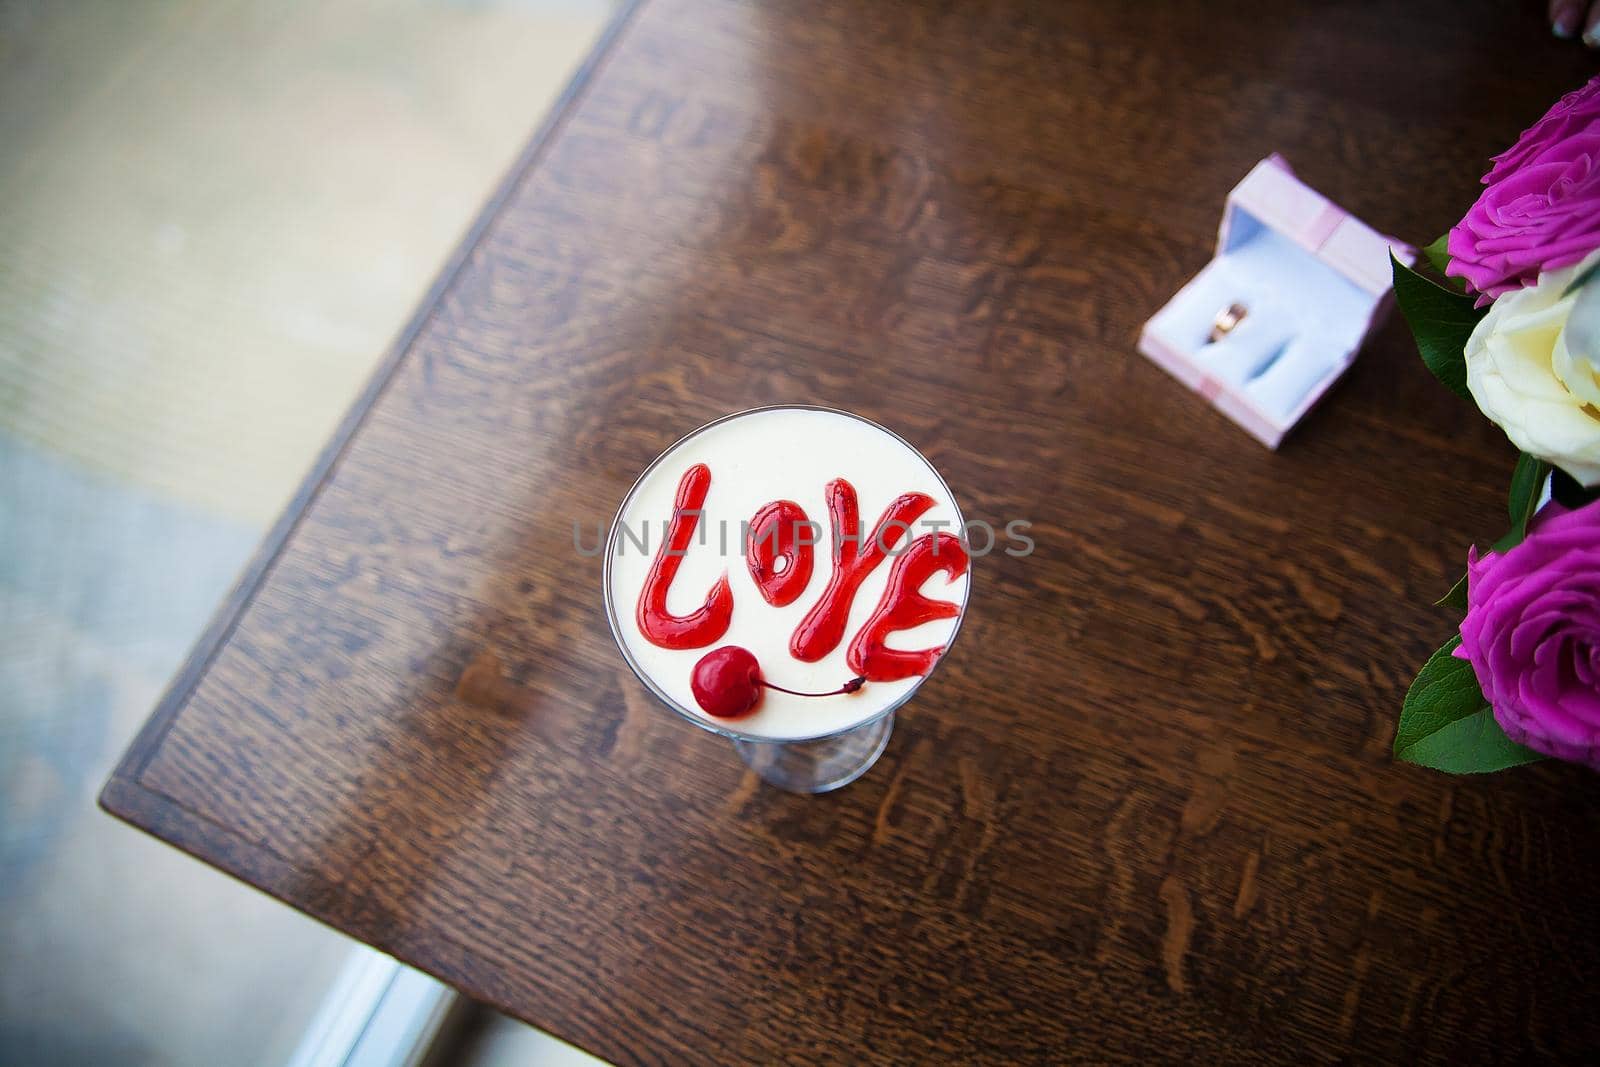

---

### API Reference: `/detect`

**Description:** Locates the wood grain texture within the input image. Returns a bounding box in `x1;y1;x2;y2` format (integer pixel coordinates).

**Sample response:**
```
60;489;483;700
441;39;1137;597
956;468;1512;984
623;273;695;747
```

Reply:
103;1;1600;1062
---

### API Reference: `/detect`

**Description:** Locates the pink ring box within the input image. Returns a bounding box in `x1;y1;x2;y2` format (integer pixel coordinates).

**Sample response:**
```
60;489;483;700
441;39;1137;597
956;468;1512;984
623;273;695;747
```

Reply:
1137;155;1416;449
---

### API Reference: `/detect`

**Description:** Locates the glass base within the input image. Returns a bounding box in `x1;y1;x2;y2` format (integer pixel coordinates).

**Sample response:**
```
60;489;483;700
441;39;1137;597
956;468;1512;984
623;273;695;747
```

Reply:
732;713;894;794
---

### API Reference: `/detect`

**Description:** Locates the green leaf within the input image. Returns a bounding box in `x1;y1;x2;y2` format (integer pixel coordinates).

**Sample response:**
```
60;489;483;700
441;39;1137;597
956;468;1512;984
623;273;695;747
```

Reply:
1422;235;1451;276
1490;452;1551;553
1550;467;1600;510
1435;572;1469;613
1490;527;1522;554
1400;709;1545;773
1433;235;1459;275
1396;636;1483;753
1507;451;1550;529
1563;258;1600;298
1419;235;1464;290
1391;254;1483;403
1395;636;1543;772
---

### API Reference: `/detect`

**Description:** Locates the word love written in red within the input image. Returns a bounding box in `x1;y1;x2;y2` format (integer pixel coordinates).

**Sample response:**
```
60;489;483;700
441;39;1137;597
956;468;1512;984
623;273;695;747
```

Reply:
635;463;967;682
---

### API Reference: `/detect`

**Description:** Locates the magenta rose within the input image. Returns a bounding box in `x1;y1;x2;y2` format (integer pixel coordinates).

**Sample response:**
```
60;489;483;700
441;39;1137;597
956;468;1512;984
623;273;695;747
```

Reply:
1446;76;1600;305
1483;78;1600;184
1455;498;1600;769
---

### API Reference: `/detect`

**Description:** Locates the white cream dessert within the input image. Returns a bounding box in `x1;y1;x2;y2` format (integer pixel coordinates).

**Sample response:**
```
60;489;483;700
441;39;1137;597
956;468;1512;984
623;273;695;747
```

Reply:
605;407;970;741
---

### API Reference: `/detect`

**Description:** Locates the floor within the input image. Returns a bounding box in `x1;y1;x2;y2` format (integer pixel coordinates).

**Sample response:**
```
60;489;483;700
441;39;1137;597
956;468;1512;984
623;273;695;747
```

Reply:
0;1;611;1063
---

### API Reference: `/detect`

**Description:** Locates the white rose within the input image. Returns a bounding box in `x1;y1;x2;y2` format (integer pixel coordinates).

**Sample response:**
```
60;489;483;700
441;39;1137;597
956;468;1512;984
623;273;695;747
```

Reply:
1464;248;1600;486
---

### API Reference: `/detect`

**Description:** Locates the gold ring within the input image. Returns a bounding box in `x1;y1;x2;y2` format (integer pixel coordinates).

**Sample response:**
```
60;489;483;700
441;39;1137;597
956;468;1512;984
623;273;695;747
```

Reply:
1209;302;1248;343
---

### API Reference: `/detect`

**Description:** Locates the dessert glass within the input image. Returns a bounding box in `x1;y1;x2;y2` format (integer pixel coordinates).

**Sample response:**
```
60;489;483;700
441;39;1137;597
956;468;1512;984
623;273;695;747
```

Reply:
602;405;968;794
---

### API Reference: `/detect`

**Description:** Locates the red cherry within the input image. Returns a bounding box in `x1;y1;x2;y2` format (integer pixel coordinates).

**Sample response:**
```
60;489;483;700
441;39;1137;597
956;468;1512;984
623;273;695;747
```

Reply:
690;645;868;719
691;646;764;718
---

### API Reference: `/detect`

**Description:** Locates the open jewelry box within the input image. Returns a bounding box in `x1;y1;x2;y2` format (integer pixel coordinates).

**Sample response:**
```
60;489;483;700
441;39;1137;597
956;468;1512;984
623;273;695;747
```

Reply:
1137;155;1414;448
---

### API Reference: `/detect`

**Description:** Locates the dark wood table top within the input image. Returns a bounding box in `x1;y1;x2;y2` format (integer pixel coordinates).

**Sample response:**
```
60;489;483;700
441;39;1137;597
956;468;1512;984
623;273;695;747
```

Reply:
103;1;1600;1061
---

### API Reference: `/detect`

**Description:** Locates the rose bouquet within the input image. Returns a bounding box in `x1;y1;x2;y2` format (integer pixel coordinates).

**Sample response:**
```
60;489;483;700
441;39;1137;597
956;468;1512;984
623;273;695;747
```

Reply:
1391;76;1600;774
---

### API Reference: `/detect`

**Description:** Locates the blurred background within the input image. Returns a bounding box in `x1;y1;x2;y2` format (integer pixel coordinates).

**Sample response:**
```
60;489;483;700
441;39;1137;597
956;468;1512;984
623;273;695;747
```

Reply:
0;1;614;1062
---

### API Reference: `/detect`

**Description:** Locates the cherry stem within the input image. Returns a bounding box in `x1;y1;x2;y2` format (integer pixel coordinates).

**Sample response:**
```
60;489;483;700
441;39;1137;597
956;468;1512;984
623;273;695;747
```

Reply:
759;676;866;698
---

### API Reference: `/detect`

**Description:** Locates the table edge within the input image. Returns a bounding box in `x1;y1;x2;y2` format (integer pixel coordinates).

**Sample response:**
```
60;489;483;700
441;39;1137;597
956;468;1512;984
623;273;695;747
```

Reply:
98;774;524;1044
98;0;647;808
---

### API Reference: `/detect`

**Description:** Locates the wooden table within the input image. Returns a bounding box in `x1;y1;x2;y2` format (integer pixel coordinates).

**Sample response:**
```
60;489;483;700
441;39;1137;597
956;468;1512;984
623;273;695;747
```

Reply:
103;1;1600;1061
